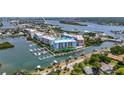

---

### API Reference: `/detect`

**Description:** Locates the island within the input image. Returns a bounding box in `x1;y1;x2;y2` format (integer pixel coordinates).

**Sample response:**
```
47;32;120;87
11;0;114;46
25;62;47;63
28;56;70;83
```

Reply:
59;20;87;26
110;45;124;55
0;42;15;49
83;32;103;47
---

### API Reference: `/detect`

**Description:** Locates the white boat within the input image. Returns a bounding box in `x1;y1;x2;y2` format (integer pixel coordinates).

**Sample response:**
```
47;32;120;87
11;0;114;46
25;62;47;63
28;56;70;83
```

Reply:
38;52;41;56
29;44;32;47
53;60;58;64
34;53;37;56
36;65;41;69
42;51;47;54
34;48;37;51
29;49;33;52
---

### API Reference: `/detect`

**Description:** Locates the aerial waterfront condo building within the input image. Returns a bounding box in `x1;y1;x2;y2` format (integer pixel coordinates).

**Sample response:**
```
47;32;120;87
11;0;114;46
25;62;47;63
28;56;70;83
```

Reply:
26;29;84;51
53;38;77;51
25;29;37;38
62;32;84;47
33;31;44;40
41;35;55;45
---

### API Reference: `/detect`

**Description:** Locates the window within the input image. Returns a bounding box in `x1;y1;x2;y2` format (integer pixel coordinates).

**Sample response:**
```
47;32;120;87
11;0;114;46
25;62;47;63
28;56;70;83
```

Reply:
68;42;72;47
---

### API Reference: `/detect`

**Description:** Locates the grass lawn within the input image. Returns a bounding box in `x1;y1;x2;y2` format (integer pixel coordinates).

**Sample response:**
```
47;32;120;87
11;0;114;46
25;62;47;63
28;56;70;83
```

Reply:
110;60;118;67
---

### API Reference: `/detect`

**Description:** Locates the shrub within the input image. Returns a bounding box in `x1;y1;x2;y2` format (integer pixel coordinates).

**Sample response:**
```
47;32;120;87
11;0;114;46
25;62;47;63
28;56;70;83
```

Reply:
115;68;124;75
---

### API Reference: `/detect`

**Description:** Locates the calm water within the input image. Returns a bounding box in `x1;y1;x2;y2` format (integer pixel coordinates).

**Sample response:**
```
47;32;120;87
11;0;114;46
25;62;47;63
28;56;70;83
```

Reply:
0;37;114;74
0;37;56;74
0;19;123;74
47;20;124;40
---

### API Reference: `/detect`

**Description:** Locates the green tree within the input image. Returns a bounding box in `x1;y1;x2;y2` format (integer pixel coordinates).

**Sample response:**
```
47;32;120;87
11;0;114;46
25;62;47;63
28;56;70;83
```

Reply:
99;54;111;63
114;61;124;70
89;54;100;64
115;68;124;75
71;63;83;75
0;42;15;49
78;62;84;68
110;46;124;55
92;62;101;69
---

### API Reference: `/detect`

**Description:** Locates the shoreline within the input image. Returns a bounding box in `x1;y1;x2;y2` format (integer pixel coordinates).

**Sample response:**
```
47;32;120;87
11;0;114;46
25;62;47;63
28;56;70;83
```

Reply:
31;46;111;75
32;42;124;75
0;36;119;75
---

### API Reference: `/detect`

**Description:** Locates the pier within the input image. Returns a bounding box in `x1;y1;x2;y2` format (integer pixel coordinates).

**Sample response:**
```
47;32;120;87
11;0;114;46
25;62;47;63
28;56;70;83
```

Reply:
28;43;55;61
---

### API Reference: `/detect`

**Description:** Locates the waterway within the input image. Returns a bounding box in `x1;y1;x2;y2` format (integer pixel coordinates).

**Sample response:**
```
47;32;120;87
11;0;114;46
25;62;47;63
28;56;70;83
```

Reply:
47;20;124;40
0;18;124;74
0;37;55;74
0;37;114;74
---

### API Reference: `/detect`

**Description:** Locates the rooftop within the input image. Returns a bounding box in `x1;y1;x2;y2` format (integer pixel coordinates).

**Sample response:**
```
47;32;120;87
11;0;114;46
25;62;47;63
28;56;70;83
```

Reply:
54;38;76;43
101;62;113;71
35;32;44;37
25;29;36;32
83;66;93;75
63;32;84;40
42;35;56;40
